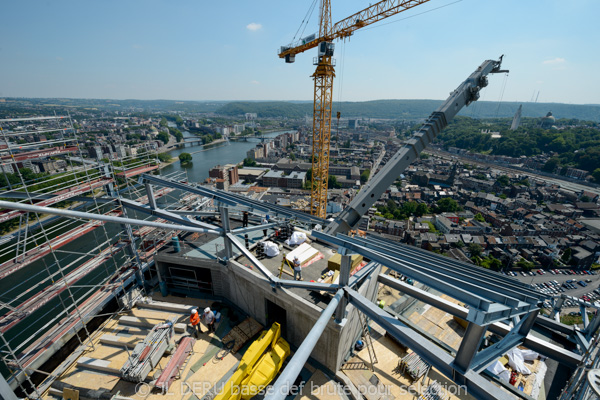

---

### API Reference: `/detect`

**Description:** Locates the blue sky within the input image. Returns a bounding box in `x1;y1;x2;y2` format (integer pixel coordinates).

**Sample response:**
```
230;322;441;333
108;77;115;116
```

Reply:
1;0;598;104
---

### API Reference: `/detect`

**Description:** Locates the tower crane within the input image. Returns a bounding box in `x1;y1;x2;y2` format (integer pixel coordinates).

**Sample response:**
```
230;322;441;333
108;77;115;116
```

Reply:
279;0;431;218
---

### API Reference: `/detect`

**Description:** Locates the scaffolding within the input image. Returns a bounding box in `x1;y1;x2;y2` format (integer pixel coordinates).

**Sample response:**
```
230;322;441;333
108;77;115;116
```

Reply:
0;115;192;398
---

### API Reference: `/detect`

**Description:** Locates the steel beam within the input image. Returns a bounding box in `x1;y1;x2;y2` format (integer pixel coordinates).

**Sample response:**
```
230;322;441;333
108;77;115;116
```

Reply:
0;372;18;400
343;234;541;304
469;312;537;373
361;235;542;299
312;231;502;320
145;183;157;210
345;287;514;400
231;222;279;235
377;273;582;367
277;280;339;292
0;200;222;235
265;289;344;400
348;261;379;288
335;255;351;322
220;207;233;260
454;323;487;372
226;233;276;283
139;174;326;225
119;198;221;232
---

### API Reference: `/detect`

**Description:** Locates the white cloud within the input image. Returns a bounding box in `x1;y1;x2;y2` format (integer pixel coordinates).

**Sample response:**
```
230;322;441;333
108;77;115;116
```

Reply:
542;57;565;65
250;80;260;85
246;23;262;31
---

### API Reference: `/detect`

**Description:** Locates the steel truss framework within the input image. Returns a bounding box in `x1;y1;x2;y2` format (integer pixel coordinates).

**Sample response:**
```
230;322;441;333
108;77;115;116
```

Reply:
0;175;595;400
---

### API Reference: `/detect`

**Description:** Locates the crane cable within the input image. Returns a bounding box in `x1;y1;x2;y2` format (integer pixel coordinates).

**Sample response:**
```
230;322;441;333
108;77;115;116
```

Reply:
292;0;319;43
360;0;464;32
495;72;509;118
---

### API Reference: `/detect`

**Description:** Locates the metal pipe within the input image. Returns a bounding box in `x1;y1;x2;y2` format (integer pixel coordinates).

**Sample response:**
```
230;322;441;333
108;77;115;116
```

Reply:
0;200;222;235
265;289;344;400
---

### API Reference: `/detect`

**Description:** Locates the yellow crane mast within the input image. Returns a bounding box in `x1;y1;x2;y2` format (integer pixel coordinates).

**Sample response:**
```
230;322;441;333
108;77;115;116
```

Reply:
279;0;431;219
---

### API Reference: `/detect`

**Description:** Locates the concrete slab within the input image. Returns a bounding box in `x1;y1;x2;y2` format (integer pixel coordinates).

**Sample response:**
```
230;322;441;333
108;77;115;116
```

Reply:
118;316;187;333
77;357;119;375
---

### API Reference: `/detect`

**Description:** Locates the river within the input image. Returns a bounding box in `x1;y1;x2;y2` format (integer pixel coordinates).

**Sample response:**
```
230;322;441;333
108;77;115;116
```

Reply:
161;128;286;183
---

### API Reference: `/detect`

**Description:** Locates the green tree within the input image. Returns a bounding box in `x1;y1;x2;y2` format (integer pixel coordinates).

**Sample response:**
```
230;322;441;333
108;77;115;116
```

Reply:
496;175;510;187
157;131;170;145
468;243;483;258
436;198;459;213
157;153;172;162
542;158;560;173
474;213;485;222
289;153;296;161
360;169;370;184
328;175;341;189
415;203;429;217
243;158;257;167
593;168;600;183
179;152;192;165
561;248;572;263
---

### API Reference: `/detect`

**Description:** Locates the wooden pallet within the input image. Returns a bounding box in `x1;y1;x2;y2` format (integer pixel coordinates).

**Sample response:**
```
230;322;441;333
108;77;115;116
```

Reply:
222;317;263;354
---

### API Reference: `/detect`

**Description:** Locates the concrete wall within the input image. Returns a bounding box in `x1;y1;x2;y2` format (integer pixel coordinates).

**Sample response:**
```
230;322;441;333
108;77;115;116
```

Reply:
155;254;380;373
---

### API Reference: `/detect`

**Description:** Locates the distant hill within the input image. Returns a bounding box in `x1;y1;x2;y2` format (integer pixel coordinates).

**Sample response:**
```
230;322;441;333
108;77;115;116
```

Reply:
0;98;227;114
216;100;600;122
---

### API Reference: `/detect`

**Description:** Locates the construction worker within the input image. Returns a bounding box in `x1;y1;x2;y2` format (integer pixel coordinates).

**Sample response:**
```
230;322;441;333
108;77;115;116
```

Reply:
203;307;216;333
293;256;302;281
190;308;202;337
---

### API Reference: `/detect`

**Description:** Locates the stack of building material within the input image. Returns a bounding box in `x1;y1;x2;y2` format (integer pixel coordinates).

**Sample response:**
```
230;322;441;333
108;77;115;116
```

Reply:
155;337;195;394
418;380;448;400
285;243;319;265
399;351;430;381
327;253;363;271
120;317;176;382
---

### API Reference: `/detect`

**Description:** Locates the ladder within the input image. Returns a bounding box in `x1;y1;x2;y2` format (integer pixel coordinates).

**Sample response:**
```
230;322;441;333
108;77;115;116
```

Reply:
359;312;378;371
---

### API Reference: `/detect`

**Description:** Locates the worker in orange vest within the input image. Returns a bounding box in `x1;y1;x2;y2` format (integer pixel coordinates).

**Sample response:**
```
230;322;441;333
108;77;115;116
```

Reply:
190;308;202;337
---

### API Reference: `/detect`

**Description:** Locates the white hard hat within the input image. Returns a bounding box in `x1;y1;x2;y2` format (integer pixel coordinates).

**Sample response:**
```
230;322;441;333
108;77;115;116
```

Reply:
204;307;211;313
191;308;197;315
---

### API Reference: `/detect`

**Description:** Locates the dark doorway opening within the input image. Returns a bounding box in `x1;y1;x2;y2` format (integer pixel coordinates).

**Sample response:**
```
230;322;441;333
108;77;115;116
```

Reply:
265;299;287;338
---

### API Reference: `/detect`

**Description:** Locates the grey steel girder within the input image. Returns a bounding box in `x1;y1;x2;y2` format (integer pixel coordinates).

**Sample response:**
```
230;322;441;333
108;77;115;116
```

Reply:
378;273;582;367
343;234;542;304
345;287;515;400
0;200;222;235
364;234;542;299
139;174;326;225
312;230;533;324
118;198;222;232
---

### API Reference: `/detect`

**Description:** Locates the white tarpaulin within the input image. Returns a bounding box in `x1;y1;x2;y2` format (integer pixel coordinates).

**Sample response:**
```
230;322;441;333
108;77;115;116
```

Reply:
285;231;307;246
263;241;280;257
520;349;539;361
486;360;511;383
506;348;531;375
